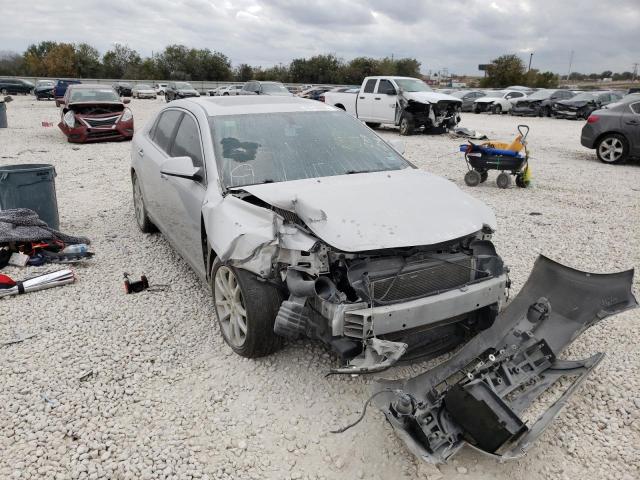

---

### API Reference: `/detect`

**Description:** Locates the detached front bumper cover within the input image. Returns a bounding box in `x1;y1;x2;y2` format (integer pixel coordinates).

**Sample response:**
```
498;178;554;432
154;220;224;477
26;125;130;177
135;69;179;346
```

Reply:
371;255;636;463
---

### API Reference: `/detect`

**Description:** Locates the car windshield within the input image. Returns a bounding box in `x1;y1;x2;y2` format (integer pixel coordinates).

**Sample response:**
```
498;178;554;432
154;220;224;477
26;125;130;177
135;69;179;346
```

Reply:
526;90;552;100
484;90;507;98
69;88;120;103
176;82;193;89
394;79;432;92
210;111;411;188
450;91;469;98
262;83;290;95
137;84;151;89
570;92;598;101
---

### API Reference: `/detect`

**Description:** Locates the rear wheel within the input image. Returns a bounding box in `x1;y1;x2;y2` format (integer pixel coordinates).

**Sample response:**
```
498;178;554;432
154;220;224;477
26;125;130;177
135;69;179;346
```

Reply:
399;112;415;136
596;134;628;164
496;172;511;189
132;172;156;233
473;104;481;114
492;104;503;114
211;260;284;358
0;88;7;95
464;170;482;187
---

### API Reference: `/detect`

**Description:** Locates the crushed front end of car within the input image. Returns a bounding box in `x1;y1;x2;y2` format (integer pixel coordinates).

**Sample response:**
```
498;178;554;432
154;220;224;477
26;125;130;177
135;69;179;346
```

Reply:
59;103;134;143
511;100;542;116
396;92;462;132
370;255;636;463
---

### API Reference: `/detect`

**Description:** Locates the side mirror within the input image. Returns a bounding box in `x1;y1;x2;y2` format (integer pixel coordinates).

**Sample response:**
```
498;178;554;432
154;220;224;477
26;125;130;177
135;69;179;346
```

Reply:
388;138;405;155
386;89;397;96
123;98;131;104
160;156;202;181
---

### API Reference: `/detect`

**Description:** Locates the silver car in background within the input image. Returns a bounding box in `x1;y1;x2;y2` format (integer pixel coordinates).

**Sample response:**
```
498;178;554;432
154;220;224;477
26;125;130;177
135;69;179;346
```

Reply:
130;96;507;371
132;83;157;99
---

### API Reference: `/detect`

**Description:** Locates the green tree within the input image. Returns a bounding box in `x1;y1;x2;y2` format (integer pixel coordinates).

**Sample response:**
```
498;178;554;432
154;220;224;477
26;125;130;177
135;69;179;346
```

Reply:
42;43;77;77
102;44;141;79
480;54;525;88
23;41;57;76
234;64;254;82
395;58;421;77
74;43;101;78
0;51;24;76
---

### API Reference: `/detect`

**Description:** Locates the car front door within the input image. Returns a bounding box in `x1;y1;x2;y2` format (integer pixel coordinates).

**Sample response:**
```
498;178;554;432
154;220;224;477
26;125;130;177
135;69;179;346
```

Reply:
356;78;378;120
159;111;208;272
372;79;397;122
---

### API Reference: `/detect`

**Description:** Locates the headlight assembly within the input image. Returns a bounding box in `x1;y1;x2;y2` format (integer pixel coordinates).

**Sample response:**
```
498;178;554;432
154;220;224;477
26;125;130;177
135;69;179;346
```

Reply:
120;108;133;122
63;110;76;128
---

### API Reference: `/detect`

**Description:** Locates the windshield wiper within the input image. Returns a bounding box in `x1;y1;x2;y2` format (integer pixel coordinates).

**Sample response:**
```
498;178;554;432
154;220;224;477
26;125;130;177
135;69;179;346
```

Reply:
345;170;372;175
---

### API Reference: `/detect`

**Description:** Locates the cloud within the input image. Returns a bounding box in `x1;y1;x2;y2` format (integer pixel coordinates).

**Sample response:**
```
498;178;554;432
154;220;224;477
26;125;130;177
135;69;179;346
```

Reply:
1;0;638;75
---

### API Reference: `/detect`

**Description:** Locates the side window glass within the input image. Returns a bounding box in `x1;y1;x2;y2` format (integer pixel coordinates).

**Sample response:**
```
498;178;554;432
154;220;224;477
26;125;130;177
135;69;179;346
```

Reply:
170;114;204;170
631;102;640;114
376;79;395;95
363;79;377;93
152;110;183;153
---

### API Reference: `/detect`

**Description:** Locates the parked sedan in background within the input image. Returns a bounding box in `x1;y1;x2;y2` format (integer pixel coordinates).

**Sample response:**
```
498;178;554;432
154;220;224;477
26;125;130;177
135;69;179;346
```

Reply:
0;78;34;95
58;84;133;143
298;86;333;100
112;82;133;97
241;81;292;96
511;89;576;116
154;83;168;95
581;95;640;164
132;84;157;99
220;85;245;96
34;80;56;100
207;86;228;96
473;89;527;114
165;82;200;102
449;90;486;112
54;79;82;106
553;91;623;119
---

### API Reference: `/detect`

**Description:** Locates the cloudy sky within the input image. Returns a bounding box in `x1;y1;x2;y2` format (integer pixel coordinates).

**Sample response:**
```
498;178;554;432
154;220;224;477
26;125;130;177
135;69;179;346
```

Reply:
2;0;639;75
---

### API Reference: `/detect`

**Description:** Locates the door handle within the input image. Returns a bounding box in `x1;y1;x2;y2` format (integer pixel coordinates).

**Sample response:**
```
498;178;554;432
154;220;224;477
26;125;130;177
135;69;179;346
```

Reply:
626;120;639;125
160;173;167;180
359;96;365;99
374;97;381;100
138;148;144;157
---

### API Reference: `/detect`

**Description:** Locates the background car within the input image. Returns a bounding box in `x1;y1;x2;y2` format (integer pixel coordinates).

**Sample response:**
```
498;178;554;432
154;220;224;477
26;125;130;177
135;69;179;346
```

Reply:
112;82;133;97
54;79;82;106
165;81;200;102
34;80;56;100
473;89;527;114
220;84;244;96
298;86;333;101
449;90;486;112
132;84;157;99
207;86;228;96
511;89;576;116
58;84;133;143
553;91;623;119
580;95;640;164
0;78;34;95
154;83;168;95
241;81;292;96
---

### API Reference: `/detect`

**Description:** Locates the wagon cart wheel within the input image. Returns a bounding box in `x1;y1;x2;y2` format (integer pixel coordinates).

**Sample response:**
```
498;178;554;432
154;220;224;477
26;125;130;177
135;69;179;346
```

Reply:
516;174;529;188
496;172;511;189
399;112;415;136
492;104;503;114
464;170;482;187
480;171;488;183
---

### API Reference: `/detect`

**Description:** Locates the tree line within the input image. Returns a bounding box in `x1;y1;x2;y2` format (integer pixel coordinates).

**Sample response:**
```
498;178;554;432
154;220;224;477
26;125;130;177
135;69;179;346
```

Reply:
0;42;421;84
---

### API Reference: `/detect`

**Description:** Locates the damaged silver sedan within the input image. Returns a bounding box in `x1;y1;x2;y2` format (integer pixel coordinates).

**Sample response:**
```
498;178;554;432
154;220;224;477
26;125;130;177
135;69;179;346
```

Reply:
130;96;507;369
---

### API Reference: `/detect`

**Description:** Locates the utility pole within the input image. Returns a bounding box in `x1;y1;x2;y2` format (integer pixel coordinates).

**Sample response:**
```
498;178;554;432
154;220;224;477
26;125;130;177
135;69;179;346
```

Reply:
633;63;639;82
566;50;574;83
528;52;534;72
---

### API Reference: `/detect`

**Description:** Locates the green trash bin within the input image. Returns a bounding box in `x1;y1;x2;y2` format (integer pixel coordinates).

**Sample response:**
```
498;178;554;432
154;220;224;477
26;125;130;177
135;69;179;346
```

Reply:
0;164;60;230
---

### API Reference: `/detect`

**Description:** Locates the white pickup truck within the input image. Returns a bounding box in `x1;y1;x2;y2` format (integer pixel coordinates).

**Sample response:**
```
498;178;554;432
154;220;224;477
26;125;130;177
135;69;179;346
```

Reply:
323;76;462;135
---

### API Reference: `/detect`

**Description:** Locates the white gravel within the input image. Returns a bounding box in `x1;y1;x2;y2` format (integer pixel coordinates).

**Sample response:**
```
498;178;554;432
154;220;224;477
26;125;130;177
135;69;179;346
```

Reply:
0;96;639;480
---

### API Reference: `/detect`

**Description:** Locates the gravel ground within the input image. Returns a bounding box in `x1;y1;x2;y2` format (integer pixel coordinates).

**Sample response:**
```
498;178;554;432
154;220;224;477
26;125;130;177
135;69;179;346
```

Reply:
0;96;639;480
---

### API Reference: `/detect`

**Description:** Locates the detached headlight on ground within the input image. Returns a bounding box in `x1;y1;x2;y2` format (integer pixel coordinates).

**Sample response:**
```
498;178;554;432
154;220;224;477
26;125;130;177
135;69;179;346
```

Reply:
120;108;133;122
63;111;75;128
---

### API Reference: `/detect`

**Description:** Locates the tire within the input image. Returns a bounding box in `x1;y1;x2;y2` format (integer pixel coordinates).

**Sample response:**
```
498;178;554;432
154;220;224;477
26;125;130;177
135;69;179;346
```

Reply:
596;134;628;164
132;172;156;233
365;122;380;129
516;174;529;188
211;259;284;358
473;104;481;114
480;171;488;183
542;106;551;117
464;170;482;187
1;88;7;95
496;172;511;189
399;112;415;136
223;92;229;96
492;104;502;115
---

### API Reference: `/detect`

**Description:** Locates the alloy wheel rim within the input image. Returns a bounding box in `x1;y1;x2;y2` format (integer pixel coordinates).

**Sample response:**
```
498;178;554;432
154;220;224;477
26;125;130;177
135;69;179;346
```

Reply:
599;138;623;162
214;266;247;347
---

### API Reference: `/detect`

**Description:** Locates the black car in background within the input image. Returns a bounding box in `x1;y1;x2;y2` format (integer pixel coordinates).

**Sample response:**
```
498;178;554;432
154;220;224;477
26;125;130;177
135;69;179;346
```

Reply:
450;90;486;112
241;81;292;96
511;89;576;116
553;91;623;119
165;81;200;102
34;80;56;100
112;82;133;97
581;95;640;164
0;78;34;95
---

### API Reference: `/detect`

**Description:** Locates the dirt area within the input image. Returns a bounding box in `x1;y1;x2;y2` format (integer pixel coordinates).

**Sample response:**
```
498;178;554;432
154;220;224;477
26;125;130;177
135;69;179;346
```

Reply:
0;96;639;480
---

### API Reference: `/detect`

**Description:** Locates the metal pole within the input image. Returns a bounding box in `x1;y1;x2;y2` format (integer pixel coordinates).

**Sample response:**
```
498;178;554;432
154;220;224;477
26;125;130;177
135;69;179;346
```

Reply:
528;53;534;72
567;50;574;83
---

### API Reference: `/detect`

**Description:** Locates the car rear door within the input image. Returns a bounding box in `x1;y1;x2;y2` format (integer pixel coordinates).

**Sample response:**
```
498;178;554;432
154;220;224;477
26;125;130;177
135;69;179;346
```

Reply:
356;78;378;120
624;101;640;155
371;79;398;123
160;111;208;272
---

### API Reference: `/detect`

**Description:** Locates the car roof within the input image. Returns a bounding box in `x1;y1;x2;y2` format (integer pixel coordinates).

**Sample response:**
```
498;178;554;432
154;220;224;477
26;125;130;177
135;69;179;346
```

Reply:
180;96;335;116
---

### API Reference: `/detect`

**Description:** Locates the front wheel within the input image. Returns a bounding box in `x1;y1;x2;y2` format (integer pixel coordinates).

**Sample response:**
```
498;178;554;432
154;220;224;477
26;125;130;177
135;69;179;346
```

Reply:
399;112;415;136
464;170;482;187
596;134;628;164
211;260;284;358
132;172;156;233
492;104;502;114
0;88;7;95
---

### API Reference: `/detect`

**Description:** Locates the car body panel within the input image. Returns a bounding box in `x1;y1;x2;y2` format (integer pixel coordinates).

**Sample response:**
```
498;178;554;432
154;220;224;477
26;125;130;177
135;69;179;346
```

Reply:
580;98;640;156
